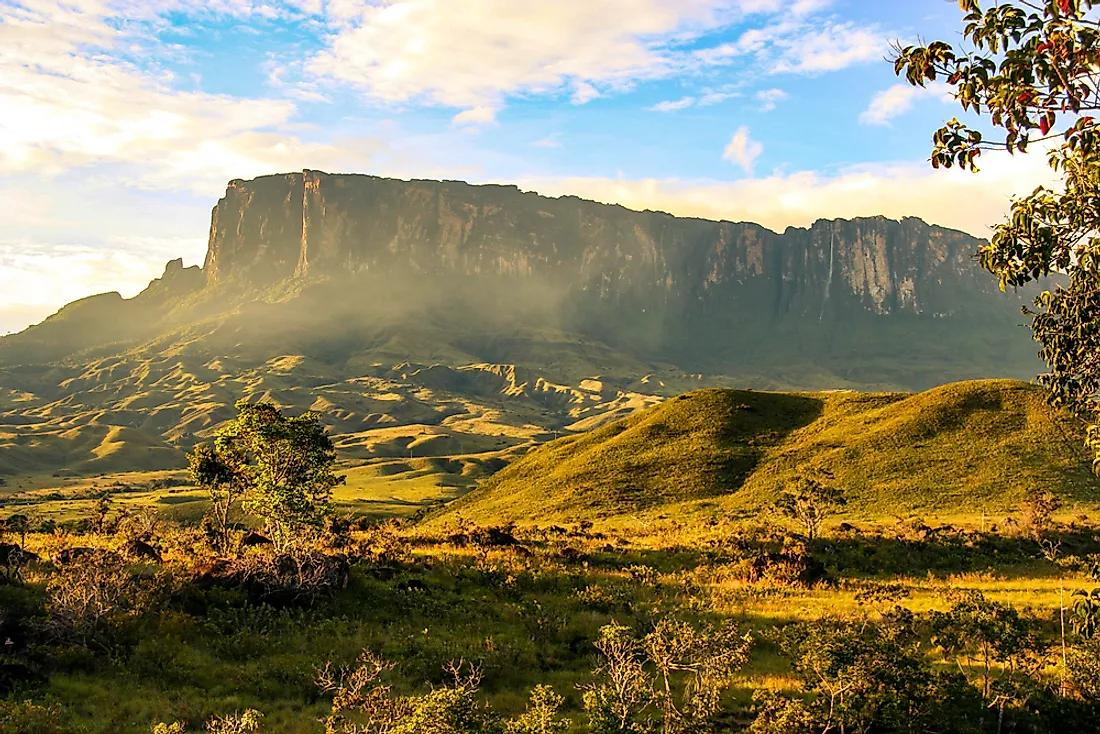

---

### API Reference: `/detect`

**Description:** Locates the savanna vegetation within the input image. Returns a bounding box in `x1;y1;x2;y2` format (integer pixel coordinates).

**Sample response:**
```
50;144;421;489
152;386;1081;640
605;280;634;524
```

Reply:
1;392;1100;733
9;2;1100;732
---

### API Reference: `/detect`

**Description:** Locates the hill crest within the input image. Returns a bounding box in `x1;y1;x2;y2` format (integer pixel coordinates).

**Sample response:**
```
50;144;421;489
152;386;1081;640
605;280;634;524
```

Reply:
438;379;1098;523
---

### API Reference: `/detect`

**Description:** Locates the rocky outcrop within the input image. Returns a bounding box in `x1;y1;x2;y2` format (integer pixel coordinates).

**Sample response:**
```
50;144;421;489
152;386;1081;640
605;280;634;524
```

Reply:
0;171;1040;389
204;171;995;322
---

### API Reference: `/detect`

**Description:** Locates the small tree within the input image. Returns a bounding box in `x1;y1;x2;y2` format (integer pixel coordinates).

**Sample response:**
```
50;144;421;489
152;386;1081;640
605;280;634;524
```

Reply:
773;475;846;541
187;400;344;554
505;685;570;734
583;618;752;734
1072;589;1100;639
930;591;1047;707
4;514;29;547
188;443;246;553
760;613;985;734
317;652;500;734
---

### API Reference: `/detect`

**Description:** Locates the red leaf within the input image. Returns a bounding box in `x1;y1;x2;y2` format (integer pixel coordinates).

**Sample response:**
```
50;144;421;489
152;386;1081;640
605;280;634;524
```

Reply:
1041;116;1051;135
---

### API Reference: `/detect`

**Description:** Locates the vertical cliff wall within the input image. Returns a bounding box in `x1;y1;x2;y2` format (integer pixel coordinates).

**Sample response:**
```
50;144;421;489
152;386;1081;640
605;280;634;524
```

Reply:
202;171;994;325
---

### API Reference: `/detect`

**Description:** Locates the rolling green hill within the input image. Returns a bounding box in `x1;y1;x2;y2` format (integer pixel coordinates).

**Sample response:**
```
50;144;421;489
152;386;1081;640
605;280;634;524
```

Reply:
439;379;1100;523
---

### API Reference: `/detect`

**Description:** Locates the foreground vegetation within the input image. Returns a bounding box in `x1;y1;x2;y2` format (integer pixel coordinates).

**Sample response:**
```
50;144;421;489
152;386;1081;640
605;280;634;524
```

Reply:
3;491;1100;732
1;384;1099;733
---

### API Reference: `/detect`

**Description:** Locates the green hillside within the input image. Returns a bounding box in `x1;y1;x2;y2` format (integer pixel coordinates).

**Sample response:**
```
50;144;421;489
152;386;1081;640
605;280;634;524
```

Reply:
439;379;1100;523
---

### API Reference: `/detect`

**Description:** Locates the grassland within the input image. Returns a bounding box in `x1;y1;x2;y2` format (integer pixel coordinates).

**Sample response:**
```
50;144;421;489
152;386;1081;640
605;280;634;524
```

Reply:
5;511;1100;733
3;379;1100;732
443;379;1099;525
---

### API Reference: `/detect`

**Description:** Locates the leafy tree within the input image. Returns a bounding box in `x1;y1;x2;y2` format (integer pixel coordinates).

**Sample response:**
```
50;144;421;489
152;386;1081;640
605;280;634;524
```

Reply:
773;474;846;541
929;590;1048;716
1069;636;1100;698
893;0;1100;467
317;652;500;734
761;612;985;734
4;514;29;547
1072;588;1100;638
188;442;246;553
188;400;344;554
505;686;570;734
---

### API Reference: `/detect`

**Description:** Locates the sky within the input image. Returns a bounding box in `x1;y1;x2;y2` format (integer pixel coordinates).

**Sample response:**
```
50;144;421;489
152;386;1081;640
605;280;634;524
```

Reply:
0;0;1061;334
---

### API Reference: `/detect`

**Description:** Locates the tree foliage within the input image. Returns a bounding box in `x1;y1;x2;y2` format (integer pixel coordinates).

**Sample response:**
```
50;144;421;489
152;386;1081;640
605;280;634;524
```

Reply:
773;474;846;541
188;400;344;553
582;618;751;734
894;0;1100;467
759;612;985;734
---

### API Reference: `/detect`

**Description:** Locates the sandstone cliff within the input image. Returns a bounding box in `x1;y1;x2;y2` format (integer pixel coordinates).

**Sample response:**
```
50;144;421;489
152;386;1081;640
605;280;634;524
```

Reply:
0;171;1040;391
205;170;990;322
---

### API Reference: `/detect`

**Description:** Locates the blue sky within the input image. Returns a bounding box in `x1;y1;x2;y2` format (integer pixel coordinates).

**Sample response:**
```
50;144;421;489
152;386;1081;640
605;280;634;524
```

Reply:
0;0;1057;333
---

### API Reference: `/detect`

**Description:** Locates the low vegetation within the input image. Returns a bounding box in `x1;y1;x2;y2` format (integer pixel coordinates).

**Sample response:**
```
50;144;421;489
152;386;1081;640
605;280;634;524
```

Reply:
0;389;1097;732
0;402;1096;732
443;380;1099;523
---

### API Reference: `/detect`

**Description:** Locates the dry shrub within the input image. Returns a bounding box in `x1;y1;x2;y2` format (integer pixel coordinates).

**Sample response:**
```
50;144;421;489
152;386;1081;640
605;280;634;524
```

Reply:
44;550;152;647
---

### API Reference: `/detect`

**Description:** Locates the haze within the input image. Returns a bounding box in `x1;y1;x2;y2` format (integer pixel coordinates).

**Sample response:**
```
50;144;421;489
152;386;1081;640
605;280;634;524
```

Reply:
0;0;1060;334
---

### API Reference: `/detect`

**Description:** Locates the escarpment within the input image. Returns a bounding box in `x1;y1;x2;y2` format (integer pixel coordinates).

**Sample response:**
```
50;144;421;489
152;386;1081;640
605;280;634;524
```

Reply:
204;171;991;322
0;171;1041;391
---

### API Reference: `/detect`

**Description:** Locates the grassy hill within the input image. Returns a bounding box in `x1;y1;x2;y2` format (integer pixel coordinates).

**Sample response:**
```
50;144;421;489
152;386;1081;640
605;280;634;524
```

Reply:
438;379;1100;523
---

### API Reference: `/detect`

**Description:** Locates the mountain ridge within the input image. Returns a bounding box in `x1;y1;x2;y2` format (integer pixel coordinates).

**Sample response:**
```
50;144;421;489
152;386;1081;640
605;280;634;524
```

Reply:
0;171;1048;483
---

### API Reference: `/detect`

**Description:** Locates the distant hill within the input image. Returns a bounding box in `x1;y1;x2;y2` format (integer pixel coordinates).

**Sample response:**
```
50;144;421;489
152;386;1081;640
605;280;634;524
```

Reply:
0;172;1048;482
438;380;1099;523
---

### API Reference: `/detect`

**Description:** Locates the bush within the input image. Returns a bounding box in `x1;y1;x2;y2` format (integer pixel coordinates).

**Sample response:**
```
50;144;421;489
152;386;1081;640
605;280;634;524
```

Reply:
0;699;70;733
583;617;751;734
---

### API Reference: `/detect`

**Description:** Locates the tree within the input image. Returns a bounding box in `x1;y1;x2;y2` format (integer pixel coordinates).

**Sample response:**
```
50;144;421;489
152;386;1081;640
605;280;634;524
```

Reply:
3;514;29;547
582;618;752;734
893;1;1100;467
187;400;344;554
505;686;571;734
188;443;246;553
317;652;501;734
773;474;846;541
1072;588;1100;638
929;590;1048;717
759;612;985;734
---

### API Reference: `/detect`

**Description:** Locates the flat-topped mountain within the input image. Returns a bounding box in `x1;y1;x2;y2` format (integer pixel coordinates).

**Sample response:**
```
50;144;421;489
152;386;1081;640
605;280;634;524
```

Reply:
0;172;1044;480
207;171;983;320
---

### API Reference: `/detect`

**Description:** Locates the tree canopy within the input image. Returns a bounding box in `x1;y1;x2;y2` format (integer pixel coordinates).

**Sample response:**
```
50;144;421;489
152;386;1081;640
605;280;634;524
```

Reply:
894;0;1100;467
188;399;344;553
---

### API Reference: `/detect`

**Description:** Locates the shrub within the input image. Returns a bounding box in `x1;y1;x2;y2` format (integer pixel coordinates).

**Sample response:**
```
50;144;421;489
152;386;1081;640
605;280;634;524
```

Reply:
505;685;570;734
583;617;751;734
0;699;70;734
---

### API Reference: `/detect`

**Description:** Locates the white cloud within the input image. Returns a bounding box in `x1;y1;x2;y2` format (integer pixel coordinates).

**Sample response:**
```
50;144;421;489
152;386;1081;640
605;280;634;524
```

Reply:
306;0;725;110
532;134;564;148
860;82;953;125
756;87;787;111
302;0;840;112
696;16;886;76
0;0;371;192
723;126;763;174
452;106;499;128
571;81;602;105
772;21;886;73
650;96;696;112
515;147;1060;239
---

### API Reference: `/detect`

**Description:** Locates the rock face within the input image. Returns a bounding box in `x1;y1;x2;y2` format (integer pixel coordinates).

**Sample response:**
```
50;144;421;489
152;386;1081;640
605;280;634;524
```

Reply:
0;171;1049;480
205;171;991;322
0;171;1041;392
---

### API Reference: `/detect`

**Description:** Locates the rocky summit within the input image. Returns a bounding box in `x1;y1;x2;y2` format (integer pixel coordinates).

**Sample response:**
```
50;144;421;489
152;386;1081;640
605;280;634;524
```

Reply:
0;172;1043;477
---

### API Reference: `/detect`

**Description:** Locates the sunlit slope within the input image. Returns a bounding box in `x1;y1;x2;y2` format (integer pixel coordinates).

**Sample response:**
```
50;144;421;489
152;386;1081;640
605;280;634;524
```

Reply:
440;380;1100;523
